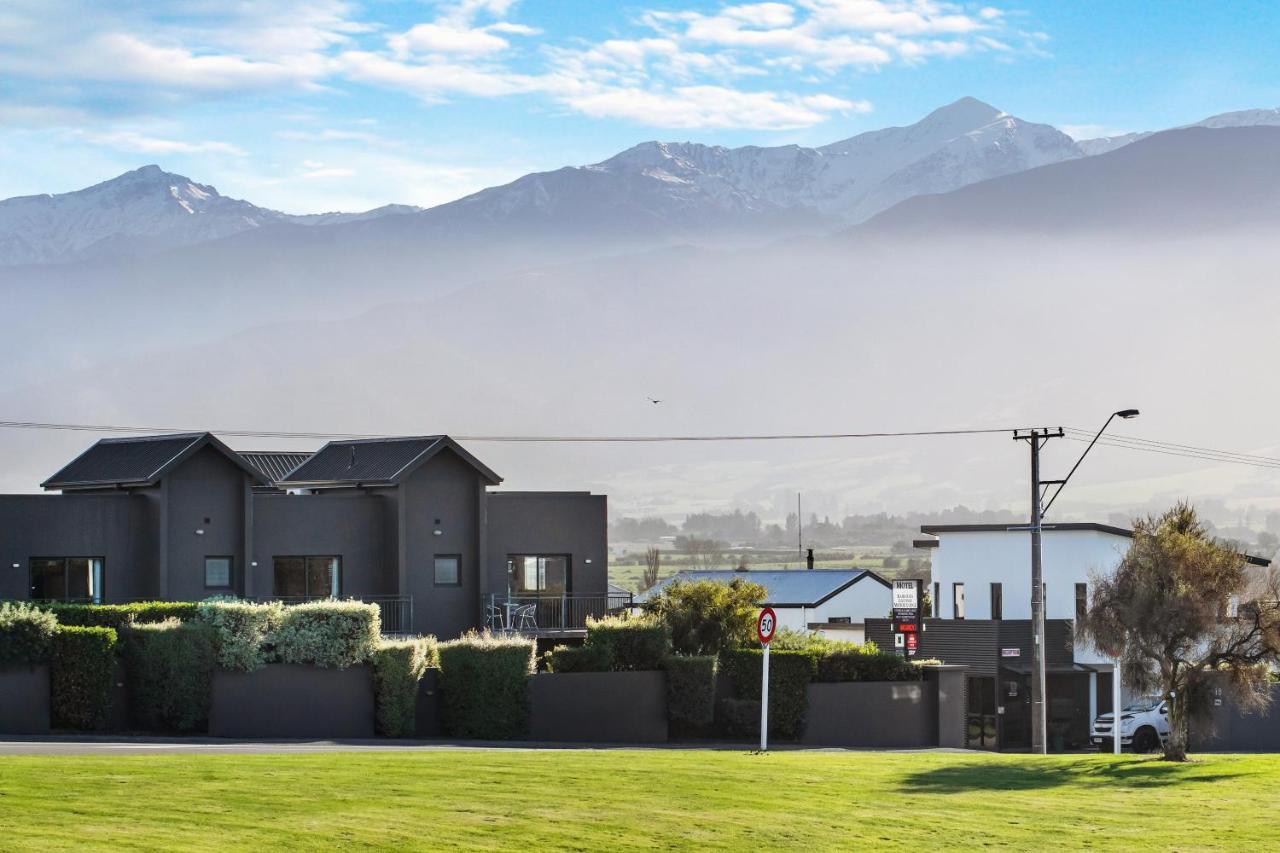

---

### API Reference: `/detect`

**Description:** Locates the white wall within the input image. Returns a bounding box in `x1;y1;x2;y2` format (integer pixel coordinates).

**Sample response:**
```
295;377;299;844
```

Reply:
811;578;892;624
928;528;1129;665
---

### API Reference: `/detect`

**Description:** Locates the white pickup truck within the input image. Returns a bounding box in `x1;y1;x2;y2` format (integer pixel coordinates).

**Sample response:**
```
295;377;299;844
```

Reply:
1091;696;1170;752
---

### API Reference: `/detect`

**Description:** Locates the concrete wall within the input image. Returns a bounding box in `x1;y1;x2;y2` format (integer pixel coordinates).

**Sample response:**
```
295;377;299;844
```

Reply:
486;492;608;597
802;681;938;748
162;445;250;601
401;451;484;638
209;664;375;738
251;493;391;598
528;671;668;743
0;665;50;734
0;494;153;602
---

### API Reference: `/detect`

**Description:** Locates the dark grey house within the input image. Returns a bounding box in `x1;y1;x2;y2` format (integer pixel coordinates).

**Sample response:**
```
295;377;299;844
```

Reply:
1;432;611;638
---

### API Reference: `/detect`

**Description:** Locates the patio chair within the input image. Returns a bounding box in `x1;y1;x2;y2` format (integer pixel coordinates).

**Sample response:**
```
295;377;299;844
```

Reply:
486;604;507;634
513;602;538;633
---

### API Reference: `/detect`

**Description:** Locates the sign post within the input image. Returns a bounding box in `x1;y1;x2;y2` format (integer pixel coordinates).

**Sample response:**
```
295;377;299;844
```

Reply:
757;607;777;751
892;580;923;659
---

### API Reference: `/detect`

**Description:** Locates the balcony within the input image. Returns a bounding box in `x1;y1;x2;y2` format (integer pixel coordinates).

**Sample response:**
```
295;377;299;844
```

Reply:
487;591;634;636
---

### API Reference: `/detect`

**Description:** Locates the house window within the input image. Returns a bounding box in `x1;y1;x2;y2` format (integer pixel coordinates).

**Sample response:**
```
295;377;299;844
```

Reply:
30;557;103;603
434;555;461;587
1075;583;1088;621
204;556;233;589
272;556;341;598
933;581;940;617
507;555;570;594
953;582;965;619
990;582;1003;620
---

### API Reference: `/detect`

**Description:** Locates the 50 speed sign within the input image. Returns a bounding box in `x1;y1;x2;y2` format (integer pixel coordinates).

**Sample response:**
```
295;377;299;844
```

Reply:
757;607;778;645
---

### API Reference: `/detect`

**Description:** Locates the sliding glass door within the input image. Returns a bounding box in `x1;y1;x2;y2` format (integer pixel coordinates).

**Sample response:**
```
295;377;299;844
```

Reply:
272;556;341;598
30;557;103;603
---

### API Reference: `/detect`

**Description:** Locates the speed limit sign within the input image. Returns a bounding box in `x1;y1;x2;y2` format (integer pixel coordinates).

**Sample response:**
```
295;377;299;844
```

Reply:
757;607;777;645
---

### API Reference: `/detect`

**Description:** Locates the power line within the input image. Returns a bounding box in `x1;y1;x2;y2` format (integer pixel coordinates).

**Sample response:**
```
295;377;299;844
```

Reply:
0;419;1018;443
1;418;1277;471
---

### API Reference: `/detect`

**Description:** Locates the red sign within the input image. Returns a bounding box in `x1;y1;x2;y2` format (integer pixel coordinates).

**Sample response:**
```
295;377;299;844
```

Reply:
906;633;918;651
757;607;778;645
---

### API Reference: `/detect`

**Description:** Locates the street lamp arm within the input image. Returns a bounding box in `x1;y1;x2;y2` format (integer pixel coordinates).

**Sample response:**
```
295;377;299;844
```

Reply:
1042;409;1138;516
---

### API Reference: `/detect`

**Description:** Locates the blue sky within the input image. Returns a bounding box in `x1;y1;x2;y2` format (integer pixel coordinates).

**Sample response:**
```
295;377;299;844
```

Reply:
2;0;1277;212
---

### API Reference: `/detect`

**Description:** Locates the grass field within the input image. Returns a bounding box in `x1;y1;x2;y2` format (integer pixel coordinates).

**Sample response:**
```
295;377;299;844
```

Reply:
2;750;1278;850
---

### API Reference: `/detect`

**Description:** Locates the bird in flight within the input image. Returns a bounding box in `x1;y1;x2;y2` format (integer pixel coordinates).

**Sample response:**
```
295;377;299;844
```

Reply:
647;397;662;405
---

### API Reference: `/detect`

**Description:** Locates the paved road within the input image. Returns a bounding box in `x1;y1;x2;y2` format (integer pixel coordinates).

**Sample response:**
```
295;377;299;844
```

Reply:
0;736;970;756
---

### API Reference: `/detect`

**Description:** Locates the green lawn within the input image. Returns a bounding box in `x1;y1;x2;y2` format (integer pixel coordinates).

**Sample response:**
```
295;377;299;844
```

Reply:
2;750;1278;850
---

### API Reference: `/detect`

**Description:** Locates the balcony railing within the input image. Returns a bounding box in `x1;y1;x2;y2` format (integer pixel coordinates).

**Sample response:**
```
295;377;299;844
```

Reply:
251;595;414;637
487;591;634;635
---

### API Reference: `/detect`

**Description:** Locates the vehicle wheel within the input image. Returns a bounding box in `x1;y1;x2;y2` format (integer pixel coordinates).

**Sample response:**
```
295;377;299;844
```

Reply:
1131;727;1159;753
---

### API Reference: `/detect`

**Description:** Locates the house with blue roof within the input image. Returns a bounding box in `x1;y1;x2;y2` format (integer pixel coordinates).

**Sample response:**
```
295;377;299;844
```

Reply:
638;568;892;644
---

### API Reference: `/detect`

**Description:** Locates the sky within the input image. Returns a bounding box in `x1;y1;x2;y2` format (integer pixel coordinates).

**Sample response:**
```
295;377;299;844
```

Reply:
1;1;1278;213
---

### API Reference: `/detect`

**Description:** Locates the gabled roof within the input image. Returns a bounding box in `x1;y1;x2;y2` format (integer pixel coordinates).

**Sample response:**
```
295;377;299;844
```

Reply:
637;568;890;607
42;432;266;490
276;435;501;488
239;451;314;486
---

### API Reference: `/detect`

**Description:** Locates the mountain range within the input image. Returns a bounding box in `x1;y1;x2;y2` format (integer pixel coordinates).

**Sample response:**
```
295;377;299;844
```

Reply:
5;97;1278;268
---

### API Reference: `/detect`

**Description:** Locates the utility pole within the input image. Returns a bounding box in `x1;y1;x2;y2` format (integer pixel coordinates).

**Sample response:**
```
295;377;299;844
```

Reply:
797;492;802;560
1013;427;1064;755
1013;409;1138;756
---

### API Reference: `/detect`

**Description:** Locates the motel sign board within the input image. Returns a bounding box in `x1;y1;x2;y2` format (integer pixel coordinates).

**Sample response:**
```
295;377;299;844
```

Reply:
892;579;923;658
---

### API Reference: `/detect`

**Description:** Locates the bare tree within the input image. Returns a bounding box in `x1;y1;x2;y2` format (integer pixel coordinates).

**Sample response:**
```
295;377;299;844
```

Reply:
1079;503;1280;760
641;547;661;592
684;537;726;570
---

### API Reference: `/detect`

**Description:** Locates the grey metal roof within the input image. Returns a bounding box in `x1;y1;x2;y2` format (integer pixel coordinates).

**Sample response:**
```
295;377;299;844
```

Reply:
42;432;266;490
277;435;501;488
239;451;314;485
637;569;889;607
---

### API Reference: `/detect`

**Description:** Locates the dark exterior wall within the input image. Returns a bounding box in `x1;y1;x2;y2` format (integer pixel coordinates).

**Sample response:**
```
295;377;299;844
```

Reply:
0;494;153;602
866;618;1076;675
251;493;390;598
485;492;608;597
401;450;483;639
1191;679;1280;753
162;446;249;600
803;682;938;748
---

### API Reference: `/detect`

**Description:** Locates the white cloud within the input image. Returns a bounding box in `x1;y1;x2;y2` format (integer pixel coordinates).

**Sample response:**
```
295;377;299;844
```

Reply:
559;84;861;130
389;23;511;57
78;130;247;156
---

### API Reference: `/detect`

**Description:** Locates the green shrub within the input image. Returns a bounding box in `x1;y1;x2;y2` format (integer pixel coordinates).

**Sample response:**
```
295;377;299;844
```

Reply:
197;600;283;672
50;625;117;730
665;655;717;735
0;601;57;667
769;627;872;654
437;632;534;739
721;648;816;740
44;601;200;630
717;697;760;739
645;578;766;656
584;615;670;670
543;643;613;673
373;637;436;737
815;649;922;683
274;600;380;669
121;619;215;733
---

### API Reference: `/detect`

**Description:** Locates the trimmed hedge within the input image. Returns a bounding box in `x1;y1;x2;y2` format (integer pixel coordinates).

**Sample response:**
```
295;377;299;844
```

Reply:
665;655;717;735
373;637;437;737
51;625;117;730
274;600;380;669
543;643;613;673
43;601;200;630
815;649;923;683
0;601;57;668
718;697;761;739
437;633;535;739
584;615;671;671
721;648;817;740
120;620;215;733
197;600;283;672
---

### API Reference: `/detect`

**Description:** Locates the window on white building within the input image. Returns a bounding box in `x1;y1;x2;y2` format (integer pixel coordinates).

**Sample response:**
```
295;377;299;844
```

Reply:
953;582;965;620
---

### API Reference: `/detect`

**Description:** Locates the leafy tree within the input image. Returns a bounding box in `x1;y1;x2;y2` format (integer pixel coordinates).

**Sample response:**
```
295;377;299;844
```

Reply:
1079;503;1280;761
644;578;766;656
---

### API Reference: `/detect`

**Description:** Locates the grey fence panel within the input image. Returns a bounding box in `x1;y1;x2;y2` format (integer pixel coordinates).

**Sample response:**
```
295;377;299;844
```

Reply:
802;681;938;748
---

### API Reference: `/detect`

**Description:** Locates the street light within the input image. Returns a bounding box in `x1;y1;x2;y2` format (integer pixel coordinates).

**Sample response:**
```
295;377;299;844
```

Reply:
1013;408;1139;755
